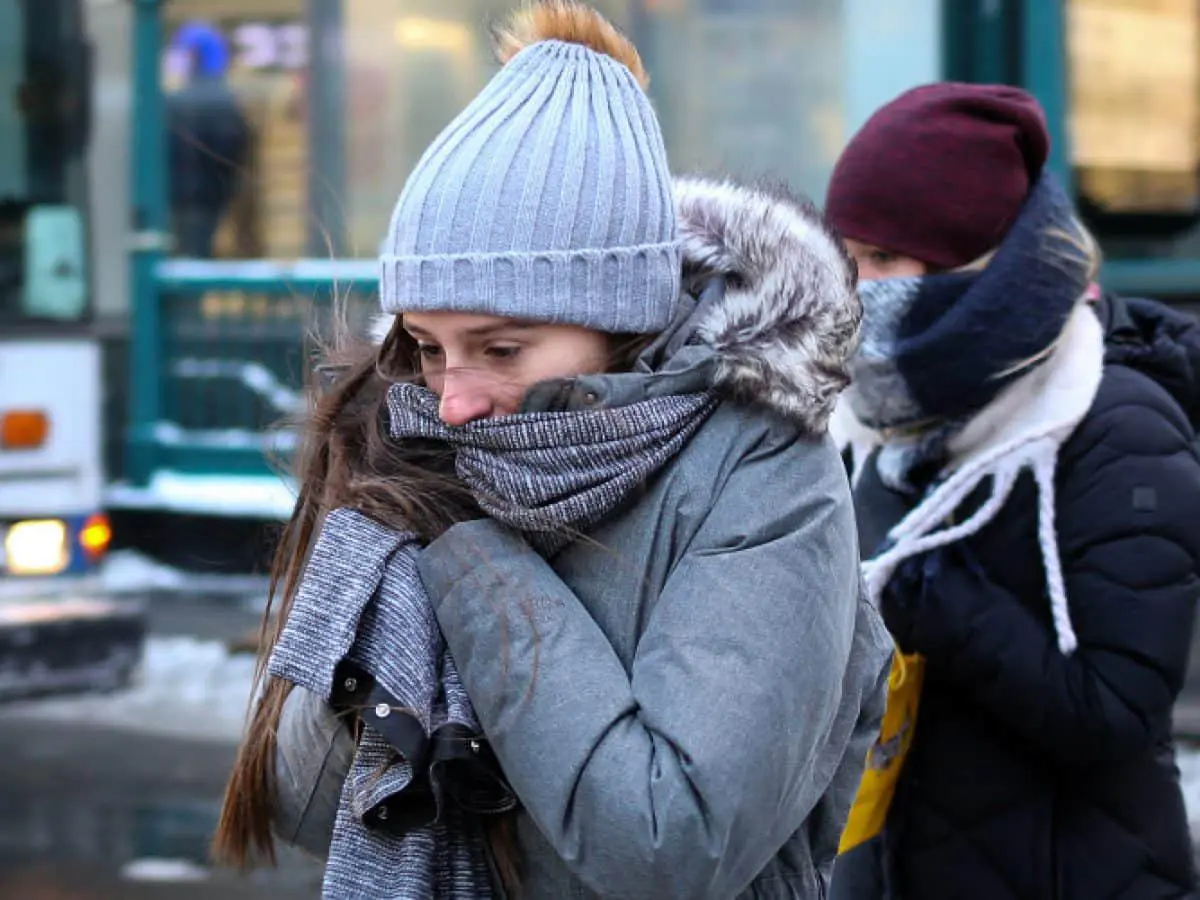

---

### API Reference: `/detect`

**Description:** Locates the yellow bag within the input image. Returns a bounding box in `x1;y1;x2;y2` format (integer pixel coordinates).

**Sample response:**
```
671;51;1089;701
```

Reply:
838;650;925;854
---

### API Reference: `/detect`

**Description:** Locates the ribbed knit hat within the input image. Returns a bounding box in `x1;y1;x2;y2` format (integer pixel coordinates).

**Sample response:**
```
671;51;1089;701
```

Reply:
825;82;1050;270
379;3;679;334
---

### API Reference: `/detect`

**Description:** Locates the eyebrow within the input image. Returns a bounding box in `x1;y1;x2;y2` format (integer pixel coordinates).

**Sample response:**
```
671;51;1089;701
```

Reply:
402;319;541;339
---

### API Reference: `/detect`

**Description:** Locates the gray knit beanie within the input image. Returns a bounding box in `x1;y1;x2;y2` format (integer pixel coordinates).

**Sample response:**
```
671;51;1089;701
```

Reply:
379;12;679;334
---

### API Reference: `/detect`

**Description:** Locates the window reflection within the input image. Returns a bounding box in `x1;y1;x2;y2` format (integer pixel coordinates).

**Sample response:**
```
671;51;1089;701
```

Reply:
163;2;308;260
1067;0;1200;217
162;0;861;263
342;2;499;256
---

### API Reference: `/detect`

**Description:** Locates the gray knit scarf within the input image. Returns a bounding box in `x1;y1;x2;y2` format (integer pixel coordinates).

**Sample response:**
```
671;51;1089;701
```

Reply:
269;381;717;899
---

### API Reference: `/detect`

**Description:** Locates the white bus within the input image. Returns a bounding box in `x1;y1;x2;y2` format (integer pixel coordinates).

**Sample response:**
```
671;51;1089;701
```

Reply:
0;0;142;701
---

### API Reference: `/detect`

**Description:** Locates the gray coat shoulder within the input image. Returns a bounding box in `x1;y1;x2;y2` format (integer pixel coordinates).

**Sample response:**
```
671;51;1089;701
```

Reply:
672;400;856;524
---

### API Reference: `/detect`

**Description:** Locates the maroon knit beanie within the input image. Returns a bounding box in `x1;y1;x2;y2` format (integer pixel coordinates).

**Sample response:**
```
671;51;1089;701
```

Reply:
825;82;1051;270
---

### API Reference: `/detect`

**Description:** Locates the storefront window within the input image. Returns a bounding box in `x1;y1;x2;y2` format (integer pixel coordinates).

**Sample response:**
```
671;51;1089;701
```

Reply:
340;0;861;253
162;0;307;260
1067;0;1200;219
339;0;627;254
163;0;940;262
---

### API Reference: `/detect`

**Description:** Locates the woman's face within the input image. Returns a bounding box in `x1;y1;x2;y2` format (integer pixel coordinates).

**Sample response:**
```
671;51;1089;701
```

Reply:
402;312;610;425
844;239;928;282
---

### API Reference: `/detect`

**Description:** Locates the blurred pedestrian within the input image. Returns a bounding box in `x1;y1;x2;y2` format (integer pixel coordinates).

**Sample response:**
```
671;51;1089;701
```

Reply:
166;22;250;258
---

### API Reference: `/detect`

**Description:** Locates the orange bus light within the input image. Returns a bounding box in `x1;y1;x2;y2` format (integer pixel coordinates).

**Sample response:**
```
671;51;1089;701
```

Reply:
1;411;49;449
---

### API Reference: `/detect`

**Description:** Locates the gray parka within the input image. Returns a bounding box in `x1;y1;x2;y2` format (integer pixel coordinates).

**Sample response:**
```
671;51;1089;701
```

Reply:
269;178;893;899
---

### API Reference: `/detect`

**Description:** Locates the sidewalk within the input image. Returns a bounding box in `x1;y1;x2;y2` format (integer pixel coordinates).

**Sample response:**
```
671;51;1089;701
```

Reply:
1174;619;1200;741
0;716;322;898
0;581;318;899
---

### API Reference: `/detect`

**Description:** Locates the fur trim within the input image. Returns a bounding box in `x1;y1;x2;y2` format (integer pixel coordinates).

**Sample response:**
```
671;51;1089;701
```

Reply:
492;1;649;89
371;177;861;435
676;177;861;435
676;177;864;436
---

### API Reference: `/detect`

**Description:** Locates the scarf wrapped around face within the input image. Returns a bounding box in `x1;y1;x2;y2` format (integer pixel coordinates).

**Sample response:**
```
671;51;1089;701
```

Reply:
268;382;717;899
845;174;1091;493
840;174;1101;656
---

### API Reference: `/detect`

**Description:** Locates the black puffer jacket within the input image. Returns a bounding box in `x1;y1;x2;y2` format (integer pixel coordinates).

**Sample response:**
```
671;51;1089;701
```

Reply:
856;295;1200;899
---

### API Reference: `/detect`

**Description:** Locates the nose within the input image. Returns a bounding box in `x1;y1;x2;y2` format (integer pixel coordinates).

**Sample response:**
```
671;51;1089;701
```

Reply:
437;369;495;426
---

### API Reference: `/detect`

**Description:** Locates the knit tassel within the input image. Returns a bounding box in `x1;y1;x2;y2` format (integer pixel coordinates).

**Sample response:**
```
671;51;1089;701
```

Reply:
1032;448;1078;654
863;435;1081;657
859;302;1105;658
862;462;1020;604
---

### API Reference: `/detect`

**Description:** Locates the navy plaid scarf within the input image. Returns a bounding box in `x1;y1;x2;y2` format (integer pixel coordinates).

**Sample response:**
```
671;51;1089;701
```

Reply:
844;174;1091;491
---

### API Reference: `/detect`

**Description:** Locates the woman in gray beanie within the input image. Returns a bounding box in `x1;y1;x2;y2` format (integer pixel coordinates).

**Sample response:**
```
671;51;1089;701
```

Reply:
214;3;890;898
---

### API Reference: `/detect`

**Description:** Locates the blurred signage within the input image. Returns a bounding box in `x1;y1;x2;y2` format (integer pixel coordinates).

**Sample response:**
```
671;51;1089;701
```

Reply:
1068;0;1200;212
232;21;308;71
163;19;308;86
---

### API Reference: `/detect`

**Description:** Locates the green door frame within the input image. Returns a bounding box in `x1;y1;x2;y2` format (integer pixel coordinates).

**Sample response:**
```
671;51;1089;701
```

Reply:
1019;1;1072;194
941;0;1072;191
940;0;1200;297
128;0;168;487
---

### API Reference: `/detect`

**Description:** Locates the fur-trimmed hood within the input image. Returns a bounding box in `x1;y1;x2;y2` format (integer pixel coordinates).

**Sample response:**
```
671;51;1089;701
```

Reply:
372;176;860;435
673;177;860;434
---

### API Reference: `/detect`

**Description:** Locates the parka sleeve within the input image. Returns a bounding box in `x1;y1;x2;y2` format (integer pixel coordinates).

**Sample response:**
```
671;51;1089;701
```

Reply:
270;683;356;859
417;432;869;900
884;391;1200;764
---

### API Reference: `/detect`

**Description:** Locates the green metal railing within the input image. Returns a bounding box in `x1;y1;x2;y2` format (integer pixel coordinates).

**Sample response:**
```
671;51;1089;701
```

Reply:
128;0;1200;491
130;259;378;483
128;0;379;487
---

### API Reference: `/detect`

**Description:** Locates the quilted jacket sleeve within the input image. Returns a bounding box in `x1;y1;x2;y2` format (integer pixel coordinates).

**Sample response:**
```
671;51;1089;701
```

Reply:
883;368;1200;764
417;430;883;900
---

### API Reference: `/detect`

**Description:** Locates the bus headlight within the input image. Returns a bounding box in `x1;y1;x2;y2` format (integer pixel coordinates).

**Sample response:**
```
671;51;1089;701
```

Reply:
4;519;69;575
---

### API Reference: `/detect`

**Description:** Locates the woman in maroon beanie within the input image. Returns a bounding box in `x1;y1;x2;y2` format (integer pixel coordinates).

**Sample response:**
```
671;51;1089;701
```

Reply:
827;82;1200;900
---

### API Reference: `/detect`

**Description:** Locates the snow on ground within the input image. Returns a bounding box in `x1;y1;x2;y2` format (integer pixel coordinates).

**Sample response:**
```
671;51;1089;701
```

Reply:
0;550;269;602
0;636;258;743
106;470;296;520
100;549;269;599
100;549;189;593
120;858;211;883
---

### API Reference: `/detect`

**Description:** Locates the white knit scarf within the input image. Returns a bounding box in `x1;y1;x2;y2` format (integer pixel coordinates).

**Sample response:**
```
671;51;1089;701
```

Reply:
834;301;1105;655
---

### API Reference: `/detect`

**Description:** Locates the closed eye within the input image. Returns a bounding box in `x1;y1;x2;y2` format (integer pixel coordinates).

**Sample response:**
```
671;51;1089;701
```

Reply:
416;343;443;360
485;344;522;361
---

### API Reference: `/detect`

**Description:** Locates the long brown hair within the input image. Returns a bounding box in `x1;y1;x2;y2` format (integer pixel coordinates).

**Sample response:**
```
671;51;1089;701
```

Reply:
211;324;481;862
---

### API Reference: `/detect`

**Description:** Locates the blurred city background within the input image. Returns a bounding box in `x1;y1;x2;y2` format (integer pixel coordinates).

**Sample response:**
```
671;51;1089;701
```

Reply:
2;0;1199;896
